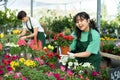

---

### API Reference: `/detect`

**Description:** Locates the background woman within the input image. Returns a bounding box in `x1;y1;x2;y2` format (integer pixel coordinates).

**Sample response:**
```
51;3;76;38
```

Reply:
17;10;46;47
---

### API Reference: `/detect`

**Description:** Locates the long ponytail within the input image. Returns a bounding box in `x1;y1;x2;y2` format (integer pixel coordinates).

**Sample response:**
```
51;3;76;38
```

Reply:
89;19;99;33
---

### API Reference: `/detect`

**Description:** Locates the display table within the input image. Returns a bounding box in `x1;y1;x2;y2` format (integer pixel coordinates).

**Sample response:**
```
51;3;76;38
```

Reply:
100;52;120;60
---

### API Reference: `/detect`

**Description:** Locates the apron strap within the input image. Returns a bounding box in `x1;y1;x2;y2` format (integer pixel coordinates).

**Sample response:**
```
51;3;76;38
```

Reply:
26;17;34;33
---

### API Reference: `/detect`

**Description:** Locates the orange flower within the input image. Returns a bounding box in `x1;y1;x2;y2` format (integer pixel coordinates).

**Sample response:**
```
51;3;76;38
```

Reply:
0;43;2;50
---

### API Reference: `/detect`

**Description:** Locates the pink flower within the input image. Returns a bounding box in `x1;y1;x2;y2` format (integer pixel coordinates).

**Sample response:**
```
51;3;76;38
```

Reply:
28;40;34;48
22;76;27;80
45;72;53;77
35;57;44;65
39;60;44;65
34;57;41;61
8;71;14;75
17;39;26;46
67;70;73;76
13;75;19;79
60;66;66;72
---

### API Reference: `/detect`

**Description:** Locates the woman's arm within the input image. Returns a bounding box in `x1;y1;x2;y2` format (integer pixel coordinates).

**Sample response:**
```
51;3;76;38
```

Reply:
18;28;26;38
74;51;91;57
26;27;38;39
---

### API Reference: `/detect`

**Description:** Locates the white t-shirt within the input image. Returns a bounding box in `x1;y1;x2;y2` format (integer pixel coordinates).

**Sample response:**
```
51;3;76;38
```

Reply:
22;17;44;32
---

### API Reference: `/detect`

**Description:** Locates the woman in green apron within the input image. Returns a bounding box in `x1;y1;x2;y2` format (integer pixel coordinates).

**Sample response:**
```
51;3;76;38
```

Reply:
68;12;101;72
17;11;46;47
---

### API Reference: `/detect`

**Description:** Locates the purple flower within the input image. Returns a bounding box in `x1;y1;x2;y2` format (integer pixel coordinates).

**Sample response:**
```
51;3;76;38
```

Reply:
53;73;60;80
0;70;4;75
84;70;88;74
115;42;120;47
91;71;99;76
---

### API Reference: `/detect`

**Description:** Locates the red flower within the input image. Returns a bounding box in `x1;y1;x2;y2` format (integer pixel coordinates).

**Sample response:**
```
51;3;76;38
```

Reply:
54;33;74;46
11;55;19;60
0;66;4;68
46;52;54;58
58;33;64;37
6;66;13;71
41;55;45;59
49;63;55;68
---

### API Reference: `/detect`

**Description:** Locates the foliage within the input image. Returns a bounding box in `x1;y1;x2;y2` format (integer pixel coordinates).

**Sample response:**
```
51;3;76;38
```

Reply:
40;10;74;41
0;8;21;33
100;67;110;80
51;19;65;33
100;40;120;55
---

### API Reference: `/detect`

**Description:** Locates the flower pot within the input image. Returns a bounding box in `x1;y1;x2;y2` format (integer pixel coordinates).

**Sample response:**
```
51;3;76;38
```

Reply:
26;53;32;59
60;46;69;55
19;51;26;58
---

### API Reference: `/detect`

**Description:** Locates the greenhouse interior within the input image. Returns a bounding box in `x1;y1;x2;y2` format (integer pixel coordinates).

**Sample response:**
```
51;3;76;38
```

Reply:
0;0;120;80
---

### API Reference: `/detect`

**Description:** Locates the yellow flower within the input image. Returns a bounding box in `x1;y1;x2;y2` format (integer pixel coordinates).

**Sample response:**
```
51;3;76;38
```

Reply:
14;62;19;66
0;33;4;38
48;45;54;50
24;60;36;67
19;58;26;63
10;61;19;70
12;29;21;34
10;61;16;67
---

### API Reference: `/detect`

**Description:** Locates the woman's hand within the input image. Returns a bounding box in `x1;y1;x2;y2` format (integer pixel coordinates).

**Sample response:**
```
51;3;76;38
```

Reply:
67;52;75;59
20;36;26;40
17;34;21;38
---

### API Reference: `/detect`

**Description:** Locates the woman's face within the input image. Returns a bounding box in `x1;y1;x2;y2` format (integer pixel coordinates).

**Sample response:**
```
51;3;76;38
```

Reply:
21;17;28;23
75;16;89;32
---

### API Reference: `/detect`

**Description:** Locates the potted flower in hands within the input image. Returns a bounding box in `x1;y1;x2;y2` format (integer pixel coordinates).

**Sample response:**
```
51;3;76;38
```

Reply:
54;33;74;55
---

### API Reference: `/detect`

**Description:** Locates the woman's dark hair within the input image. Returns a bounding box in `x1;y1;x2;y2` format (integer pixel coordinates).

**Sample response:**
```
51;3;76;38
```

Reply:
17;11;27;20
73;12;99;40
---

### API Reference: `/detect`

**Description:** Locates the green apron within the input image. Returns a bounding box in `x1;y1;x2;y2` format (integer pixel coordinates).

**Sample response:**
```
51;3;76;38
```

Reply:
37;32;46;47
72;30;101;72
26;17;46;47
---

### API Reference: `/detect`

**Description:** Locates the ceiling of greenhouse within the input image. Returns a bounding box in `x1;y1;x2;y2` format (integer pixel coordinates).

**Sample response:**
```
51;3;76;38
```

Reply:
0;0;119;20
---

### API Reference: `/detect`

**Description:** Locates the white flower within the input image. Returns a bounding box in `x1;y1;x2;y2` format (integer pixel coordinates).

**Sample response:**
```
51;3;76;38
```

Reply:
79;70;83;74
68;62;73;67
74;61;79;66
5;42;19;47
62;62;66;65
82;62;91;68
59;56;68;65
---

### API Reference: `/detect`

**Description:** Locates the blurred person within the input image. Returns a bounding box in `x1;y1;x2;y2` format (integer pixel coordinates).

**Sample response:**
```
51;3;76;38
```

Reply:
68;12;101;72
17;10;46;47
